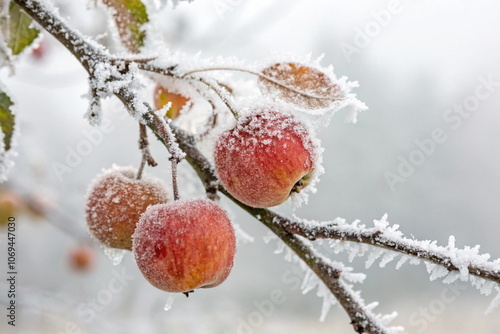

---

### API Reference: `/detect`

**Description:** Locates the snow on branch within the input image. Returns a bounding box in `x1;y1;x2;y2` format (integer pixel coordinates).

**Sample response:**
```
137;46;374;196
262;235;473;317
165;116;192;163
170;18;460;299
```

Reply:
265;232;403;333
11;0;499;332
172;126;400;333
279;214;500;312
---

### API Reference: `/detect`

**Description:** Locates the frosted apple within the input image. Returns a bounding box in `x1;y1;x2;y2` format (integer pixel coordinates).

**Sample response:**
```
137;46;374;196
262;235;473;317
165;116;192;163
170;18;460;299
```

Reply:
69;244;94;272
154;84;190;119
0;189;23;225
214;108;316;208
85;166;169;251
133;199;236;294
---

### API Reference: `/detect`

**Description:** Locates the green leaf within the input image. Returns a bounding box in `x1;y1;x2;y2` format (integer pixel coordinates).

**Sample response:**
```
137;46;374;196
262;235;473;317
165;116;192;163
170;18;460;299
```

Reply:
0;89;15;152
102;0;149;53
8;2;40;55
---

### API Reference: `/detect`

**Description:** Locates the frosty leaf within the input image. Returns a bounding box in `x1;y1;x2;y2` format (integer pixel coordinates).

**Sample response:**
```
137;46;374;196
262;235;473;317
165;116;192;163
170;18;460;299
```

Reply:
102;0;149;53
0;89;15;152
8;3;40;55
258;62;343;110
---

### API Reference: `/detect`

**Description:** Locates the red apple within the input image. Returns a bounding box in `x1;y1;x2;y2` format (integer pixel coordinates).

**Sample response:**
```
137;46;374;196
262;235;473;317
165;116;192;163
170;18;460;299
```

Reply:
133;199;236;294
31;39;47;60
154;84;190;119
214;108;316;208
85;166;169;251
69;244;94;272
0;188;23;226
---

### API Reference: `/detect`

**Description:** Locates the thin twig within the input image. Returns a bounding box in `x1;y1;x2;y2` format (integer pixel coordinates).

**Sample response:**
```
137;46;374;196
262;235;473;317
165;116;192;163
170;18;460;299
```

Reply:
170;158;180;201
136;123;157;180
171;126;389;333
181;66;335;101
281;218;500;286
136;62;178;76
14;2;500;332
186;76;239;119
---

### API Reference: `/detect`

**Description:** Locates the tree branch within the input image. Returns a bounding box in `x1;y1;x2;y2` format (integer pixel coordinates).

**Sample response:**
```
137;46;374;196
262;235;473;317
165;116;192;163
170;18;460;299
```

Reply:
12;1;500;332
281;217;500;286
13;0;108;74
13;2;391;330
136;123;157;180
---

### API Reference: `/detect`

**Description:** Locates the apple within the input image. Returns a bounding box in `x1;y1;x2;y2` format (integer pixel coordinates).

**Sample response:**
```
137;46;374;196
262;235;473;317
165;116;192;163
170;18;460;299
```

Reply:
133;199;236;294
214;108;316;208
69;244;94;272
0;188;23;226
31;39;47;60
85;166;169;251
258;62;342;109
154;84;190;119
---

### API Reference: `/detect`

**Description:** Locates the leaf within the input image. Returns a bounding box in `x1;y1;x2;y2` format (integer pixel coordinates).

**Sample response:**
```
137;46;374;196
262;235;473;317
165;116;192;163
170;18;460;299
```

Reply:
258;62;344;110
8;2;40;55
103;0;149;53
0;89;15;152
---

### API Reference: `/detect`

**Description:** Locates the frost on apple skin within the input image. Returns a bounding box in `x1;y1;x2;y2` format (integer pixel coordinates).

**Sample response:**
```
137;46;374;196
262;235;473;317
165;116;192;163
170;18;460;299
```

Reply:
132;199;236;293
214;105;321;208
85;165;169;251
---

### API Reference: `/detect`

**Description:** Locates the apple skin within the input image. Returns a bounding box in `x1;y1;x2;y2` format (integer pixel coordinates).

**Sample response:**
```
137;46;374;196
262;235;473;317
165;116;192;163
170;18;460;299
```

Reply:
154;84;190;119
0;189;23;226
214;109;315;208
132;199;236;293
85;166;169;251
69;244;94;272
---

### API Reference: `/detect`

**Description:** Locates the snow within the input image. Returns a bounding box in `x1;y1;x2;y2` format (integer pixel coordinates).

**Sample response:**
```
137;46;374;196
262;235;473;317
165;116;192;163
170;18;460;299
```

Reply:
379;252;399;268
103;246;127;265
147;0;194;10
395;256;409;270
232;223;254;244
265;234;403;332
365;248;385;269
486;287;500;314
284;214;500;313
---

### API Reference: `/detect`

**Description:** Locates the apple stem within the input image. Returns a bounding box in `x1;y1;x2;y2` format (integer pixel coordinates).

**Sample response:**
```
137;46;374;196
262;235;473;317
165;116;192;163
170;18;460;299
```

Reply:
136;159;146;180
136;123;158;180
183;290;194;298
194;99;219;140
171;159;180;201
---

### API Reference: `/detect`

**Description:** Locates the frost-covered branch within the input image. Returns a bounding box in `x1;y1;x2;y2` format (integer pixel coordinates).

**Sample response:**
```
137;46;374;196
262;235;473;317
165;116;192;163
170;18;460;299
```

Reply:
281;216;500;286
13;0;186;194
172;126;400;333
12;0;107;73
11;0;499;332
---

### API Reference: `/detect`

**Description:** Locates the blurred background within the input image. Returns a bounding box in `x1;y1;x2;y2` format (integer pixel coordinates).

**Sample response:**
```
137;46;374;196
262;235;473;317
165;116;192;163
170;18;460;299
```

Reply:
1;0;500;333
